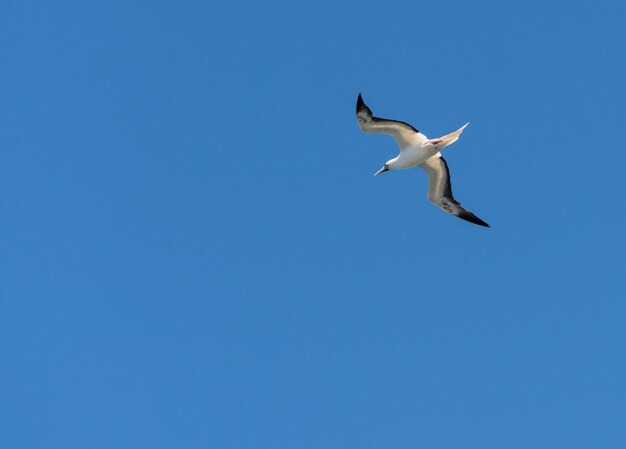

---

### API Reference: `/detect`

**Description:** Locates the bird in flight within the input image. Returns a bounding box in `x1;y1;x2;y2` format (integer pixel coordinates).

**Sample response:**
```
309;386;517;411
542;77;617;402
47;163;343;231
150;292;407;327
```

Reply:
355;93;490;227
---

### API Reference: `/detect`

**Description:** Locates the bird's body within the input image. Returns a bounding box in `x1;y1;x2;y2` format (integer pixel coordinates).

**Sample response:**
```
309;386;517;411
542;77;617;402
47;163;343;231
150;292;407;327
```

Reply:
356;93;489;227
386;140;435;169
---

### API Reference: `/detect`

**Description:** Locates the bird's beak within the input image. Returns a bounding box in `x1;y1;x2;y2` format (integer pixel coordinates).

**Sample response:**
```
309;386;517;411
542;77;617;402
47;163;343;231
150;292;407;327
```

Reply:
373;165;389;176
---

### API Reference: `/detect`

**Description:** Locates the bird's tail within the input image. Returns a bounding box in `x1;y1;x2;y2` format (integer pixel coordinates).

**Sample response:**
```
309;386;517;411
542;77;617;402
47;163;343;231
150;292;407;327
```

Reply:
427;123;469;151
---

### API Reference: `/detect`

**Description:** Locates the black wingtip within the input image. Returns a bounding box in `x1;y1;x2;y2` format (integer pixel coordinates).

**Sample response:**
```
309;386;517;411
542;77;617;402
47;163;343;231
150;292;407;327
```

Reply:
468;216;490;228
458;211;490;228
356;93;364;113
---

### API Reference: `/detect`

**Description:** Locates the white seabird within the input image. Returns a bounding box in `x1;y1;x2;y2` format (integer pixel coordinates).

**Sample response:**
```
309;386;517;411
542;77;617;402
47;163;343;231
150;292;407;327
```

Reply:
356;93;490;227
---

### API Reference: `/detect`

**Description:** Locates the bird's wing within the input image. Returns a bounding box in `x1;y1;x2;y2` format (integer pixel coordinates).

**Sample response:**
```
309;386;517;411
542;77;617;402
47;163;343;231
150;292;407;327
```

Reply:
418;154;490;227
356;94;426;150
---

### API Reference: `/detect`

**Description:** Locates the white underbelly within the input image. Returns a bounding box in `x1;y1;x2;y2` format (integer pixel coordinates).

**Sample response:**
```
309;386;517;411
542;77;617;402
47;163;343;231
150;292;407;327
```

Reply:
396;146;438;168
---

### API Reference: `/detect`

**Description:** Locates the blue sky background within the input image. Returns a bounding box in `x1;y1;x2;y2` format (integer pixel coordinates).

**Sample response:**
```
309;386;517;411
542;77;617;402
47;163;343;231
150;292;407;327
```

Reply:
2;1;626;448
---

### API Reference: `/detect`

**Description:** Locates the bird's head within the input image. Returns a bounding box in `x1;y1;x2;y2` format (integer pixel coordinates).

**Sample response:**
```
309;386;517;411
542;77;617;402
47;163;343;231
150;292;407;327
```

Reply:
373;163;390;177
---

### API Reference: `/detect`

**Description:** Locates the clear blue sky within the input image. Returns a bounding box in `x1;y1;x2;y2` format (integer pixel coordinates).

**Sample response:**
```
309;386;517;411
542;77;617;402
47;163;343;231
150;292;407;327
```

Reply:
2;1;626;448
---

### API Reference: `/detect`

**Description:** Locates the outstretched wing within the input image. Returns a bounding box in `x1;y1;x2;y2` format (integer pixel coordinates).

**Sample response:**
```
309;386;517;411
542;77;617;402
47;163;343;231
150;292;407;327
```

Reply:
356;93;425;150
418;154;490;227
